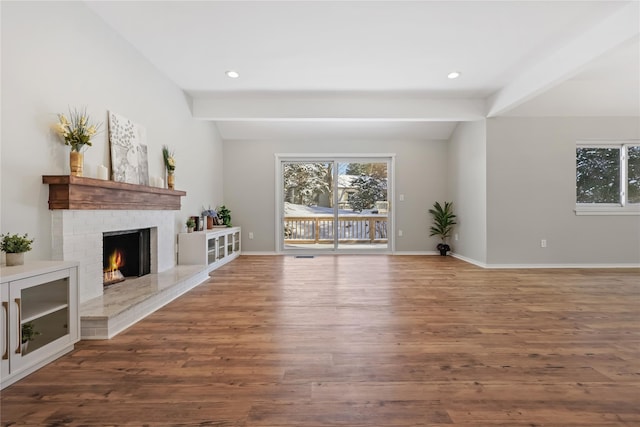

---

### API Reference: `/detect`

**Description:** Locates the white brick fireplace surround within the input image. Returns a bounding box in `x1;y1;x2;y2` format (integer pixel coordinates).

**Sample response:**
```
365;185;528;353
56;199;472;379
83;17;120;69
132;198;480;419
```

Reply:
51;210;208;339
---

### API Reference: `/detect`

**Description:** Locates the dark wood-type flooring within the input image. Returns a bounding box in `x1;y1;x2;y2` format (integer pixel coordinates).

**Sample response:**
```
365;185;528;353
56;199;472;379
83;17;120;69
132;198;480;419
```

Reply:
2;255;639;426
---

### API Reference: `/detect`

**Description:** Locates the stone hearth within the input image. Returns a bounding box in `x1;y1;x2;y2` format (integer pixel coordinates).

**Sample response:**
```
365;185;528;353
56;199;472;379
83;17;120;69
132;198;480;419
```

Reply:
80;265;208;339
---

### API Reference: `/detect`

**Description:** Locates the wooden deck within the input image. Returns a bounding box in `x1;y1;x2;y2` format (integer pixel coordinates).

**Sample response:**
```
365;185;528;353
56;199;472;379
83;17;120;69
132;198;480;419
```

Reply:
284;215;388;244
1;255;639;426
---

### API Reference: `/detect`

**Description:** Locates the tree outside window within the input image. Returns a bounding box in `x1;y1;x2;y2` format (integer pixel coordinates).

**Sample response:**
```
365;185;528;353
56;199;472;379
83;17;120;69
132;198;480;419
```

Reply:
627;146;640;204
576;147;620;203
576;143;640;207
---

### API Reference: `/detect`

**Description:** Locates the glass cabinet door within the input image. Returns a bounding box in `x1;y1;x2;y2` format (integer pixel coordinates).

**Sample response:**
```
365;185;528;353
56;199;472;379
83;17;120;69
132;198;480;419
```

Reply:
207;236;217;265
10;269;72;370
233;231;240;252
217;236;226;260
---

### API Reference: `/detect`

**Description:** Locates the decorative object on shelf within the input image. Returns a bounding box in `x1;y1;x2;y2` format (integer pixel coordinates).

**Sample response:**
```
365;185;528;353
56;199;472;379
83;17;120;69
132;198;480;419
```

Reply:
54;106;102;177
21;321;40;355
97;164;109;180
189;216;200;232
108;111;149;185
202;207;217;229
186;217;196;233
1;232;34;266
149;176;164;188
428;201;456;256
162;145;176;189
217;205;232;227
70;151;83;177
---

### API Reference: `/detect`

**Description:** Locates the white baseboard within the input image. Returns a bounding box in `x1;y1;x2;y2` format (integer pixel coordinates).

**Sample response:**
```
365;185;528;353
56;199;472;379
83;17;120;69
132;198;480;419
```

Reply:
451;253;488;268
451;253;640;269
485;262;640;269
241;251;279;256
241;252;639;269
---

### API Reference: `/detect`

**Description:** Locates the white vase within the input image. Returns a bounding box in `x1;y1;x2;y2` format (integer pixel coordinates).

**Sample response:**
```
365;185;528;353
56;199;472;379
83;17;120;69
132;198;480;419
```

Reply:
6;252;24;266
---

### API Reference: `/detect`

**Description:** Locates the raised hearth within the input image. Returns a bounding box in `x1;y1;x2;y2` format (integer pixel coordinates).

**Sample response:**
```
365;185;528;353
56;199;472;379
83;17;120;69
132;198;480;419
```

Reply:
81;265;208;339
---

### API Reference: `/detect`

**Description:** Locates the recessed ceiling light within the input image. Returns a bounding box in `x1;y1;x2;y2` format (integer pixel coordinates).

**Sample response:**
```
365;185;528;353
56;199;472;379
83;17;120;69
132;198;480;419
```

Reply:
447;71;461;79
225;70;240;79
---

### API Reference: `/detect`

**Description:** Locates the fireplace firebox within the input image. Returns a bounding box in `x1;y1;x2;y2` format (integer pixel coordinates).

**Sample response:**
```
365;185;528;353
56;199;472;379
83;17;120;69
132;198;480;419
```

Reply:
103;228;151;286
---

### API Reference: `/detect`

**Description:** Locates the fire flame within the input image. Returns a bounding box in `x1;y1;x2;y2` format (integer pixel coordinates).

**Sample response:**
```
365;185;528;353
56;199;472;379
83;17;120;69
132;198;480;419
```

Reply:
107;250;124;272
104;249;125;285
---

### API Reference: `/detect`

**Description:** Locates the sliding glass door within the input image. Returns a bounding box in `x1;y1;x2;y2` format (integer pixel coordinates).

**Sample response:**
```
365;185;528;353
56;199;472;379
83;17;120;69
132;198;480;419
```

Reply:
278;156;392;253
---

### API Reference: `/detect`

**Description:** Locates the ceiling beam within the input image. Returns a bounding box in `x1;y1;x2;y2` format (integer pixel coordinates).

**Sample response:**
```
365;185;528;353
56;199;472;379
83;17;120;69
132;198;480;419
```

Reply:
486;1;640;117
191;94;486;122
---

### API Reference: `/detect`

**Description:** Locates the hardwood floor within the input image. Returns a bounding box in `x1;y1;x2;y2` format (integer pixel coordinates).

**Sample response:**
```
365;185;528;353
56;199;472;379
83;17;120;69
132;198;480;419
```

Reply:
2;255;639;426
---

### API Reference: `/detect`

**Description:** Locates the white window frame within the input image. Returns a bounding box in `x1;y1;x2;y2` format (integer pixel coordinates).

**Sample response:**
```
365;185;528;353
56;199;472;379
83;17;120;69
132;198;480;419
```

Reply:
274;153;396;253
575;140;640;216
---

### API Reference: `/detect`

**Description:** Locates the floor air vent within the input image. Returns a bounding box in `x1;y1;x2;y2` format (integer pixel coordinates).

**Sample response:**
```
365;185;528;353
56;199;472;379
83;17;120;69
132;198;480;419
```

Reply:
294;255;315;259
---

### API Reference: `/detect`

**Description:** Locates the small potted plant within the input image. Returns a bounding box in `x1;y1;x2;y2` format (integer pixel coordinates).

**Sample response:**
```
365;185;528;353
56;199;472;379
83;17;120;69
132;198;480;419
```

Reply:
21;321;40;354
428;201;456;256
217;205;232;227
186;217;196;233
162;145;176;189
1;233;34;266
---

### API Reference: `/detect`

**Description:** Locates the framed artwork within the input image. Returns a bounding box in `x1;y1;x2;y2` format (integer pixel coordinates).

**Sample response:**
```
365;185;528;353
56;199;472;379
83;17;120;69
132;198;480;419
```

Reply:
108;111;149;185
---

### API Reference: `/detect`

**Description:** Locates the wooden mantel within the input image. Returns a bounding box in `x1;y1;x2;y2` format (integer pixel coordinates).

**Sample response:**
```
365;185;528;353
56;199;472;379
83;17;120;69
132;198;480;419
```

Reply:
42;175;186;210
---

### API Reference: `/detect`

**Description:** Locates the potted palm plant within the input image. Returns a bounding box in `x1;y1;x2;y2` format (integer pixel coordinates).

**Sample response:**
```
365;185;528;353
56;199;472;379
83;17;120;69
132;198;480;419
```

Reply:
1;233;34;266
428;201;456;256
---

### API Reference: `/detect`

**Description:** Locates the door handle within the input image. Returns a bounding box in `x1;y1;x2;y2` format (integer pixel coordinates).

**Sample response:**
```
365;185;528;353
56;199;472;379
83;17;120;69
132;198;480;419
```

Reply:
2;301;8;360
14;298;21;355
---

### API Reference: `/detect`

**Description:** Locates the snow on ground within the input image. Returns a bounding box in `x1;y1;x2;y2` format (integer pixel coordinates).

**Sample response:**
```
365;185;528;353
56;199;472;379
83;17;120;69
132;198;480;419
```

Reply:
284;202;385;216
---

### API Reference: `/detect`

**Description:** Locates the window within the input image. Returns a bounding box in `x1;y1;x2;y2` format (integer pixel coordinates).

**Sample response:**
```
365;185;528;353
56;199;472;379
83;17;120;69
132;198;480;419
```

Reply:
576;141;640;214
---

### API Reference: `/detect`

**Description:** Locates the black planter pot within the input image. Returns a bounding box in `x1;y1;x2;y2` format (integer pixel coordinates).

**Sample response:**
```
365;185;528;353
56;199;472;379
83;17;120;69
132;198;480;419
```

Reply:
437;243;450;256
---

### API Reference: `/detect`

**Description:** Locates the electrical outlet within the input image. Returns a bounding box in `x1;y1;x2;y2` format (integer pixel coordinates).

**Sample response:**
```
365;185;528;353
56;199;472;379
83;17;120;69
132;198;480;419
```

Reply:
541;239;547;248
399;194;405;201
248;232;254;240
398;229;403;237
454;233;459;241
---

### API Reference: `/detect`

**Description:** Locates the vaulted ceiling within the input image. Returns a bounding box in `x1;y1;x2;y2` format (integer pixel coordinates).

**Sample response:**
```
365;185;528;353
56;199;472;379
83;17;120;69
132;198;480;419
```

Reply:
87;1;639;140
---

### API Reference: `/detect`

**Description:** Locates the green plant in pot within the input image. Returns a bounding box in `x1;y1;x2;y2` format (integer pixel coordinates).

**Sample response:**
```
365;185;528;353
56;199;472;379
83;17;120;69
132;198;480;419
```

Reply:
428;201;456;256
217;205;232;227
1;233;34;266
21;321;40;354
186;217;196;233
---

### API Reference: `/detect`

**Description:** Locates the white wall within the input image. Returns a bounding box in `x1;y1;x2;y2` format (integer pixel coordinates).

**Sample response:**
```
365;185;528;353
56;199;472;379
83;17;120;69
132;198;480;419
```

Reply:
223;139;448;253
1;1;223;263
486;117;640;266
447;120;487;265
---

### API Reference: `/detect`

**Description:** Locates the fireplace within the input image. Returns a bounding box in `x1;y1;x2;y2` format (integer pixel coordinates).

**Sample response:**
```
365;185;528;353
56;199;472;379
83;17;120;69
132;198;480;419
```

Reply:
103;228;151;286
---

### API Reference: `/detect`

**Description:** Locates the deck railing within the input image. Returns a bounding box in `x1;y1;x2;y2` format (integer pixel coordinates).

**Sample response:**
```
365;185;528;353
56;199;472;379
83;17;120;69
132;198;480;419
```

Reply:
284;216;388;244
